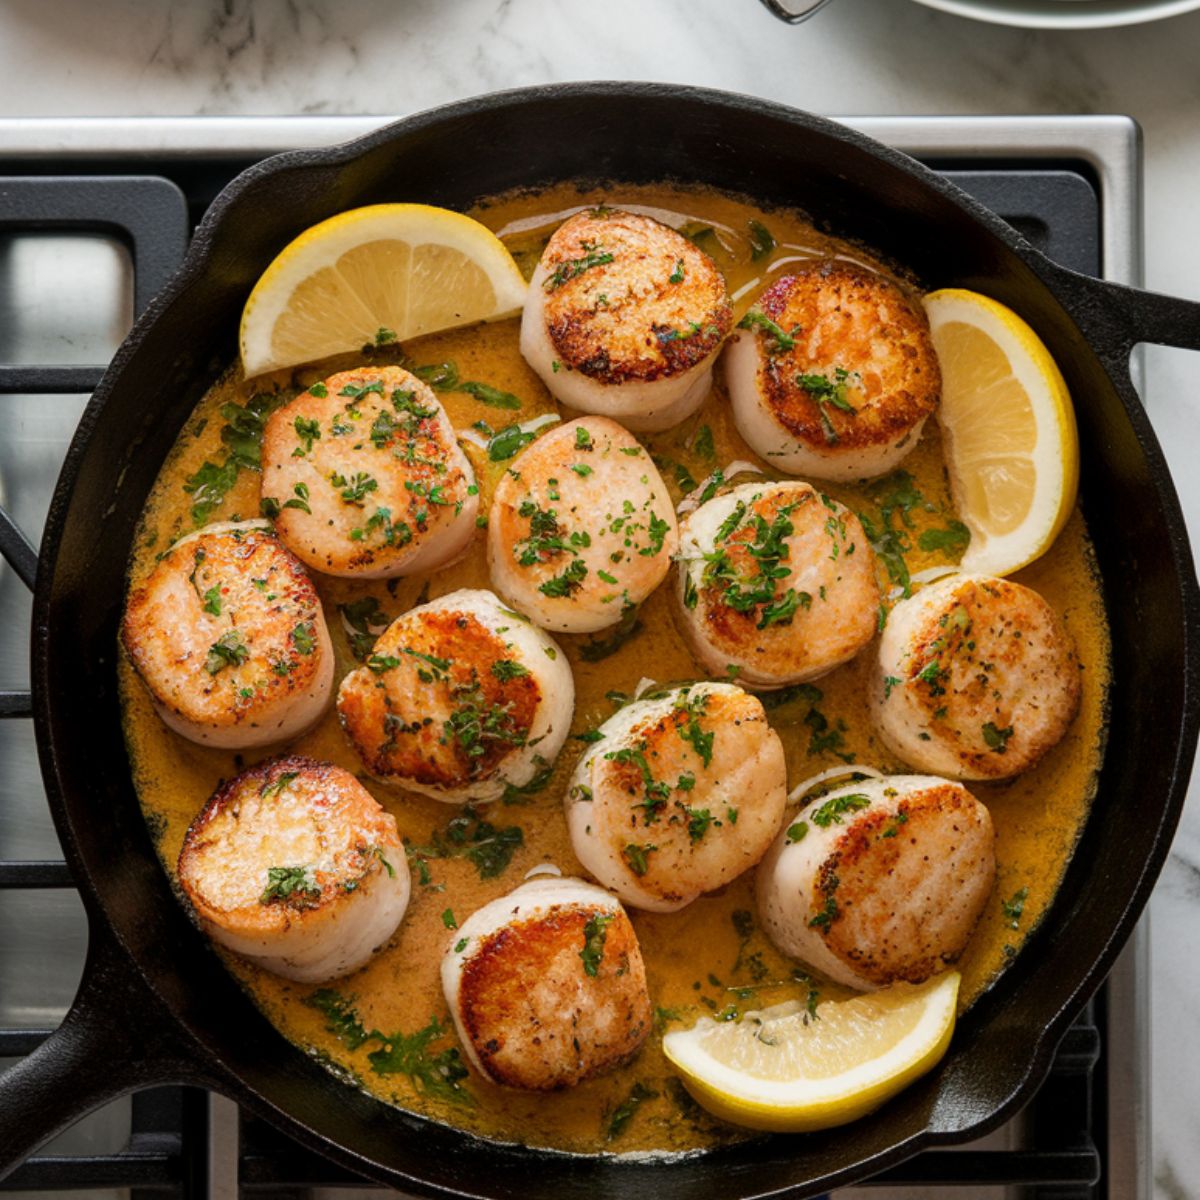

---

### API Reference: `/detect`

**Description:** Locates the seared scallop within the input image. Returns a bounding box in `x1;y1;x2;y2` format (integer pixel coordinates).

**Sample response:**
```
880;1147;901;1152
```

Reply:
566;682;787;913
441;876;651;1090
178;755;409;983
121;520;333;749
756;775;995;991
487;416;678;634
675;480;879;687
336;588;573;803
520;208;733;432
874;573;1081;780
261;365;477;578
726;262;940;482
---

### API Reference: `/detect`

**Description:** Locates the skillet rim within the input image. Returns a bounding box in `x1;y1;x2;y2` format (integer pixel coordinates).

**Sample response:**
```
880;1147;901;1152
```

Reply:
28;81;1200;1196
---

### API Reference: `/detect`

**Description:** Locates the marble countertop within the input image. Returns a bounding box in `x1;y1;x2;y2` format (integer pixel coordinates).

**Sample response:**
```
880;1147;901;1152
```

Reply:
2;0;1198;1195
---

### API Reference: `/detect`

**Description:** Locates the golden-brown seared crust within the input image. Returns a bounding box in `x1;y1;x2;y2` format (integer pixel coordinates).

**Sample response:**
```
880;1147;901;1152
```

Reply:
121;525;324;729
693;485;878;676
905;577;1081;777
752;261;939;449
261;366;473;575
540;210;731;383
457;903;650;1089
337;609;540;788
178;754;400;936
816;784;994;987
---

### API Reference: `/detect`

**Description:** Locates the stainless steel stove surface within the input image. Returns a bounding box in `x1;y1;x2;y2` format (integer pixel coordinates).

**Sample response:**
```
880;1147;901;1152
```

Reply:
0;114;1146;1200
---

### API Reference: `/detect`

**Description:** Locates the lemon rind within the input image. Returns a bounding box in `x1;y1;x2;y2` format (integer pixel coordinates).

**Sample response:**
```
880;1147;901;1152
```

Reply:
661;974;959;1131
240;203;528;377
925;288;1078;578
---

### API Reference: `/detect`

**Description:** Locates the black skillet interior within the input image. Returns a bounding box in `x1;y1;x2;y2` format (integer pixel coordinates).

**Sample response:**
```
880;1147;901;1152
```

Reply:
22;84;1200;1199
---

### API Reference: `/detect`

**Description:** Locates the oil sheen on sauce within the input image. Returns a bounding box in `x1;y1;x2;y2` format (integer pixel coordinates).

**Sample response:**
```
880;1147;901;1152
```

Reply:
118;183;1111;1156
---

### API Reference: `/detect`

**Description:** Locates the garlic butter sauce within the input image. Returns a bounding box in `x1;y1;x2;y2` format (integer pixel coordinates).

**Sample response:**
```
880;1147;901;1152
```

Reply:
119;183;1110;1155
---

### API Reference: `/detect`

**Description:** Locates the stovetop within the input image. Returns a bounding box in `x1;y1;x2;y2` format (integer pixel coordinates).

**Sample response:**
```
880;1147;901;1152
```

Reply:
0;113;1145;1200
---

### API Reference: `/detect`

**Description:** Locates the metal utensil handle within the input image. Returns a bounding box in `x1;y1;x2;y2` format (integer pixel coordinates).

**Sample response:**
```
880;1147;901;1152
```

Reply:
0;923;216;1182
757;0;836;22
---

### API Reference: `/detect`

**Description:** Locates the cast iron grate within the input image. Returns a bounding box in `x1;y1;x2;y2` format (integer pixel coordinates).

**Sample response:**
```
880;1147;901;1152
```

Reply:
0;164;1104;1198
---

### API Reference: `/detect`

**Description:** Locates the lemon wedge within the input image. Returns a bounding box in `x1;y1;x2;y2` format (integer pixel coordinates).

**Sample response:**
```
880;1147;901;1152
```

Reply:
662;972;959;1133
239;203;528;378
924;289;1078;577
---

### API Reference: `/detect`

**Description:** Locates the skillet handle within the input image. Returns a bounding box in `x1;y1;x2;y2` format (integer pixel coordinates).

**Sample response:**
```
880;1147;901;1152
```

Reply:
1051;267;1200;375
0;921;220;1182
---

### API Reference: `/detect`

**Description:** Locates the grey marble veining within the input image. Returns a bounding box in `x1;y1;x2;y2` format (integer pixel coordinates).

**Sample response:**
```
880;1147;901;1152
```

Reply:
1;0;1199;1196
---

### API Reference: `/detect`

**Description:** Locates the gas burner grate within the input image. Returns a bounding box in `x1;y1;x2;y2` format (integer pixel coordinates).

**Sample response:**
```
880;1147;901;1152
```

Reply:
0;145;1116;1199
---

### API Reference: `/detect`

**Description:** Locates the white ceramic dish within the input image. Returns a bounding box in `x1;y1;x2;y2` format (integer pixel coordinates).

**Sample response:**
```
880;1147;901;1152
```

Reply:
910;0;1200;28
758;0;1200;27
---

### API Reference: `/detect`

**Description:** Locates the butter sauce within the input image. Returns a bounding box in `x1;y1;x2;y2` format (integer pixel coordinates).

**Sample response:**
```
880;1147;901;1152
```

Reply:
119;182;1110;1155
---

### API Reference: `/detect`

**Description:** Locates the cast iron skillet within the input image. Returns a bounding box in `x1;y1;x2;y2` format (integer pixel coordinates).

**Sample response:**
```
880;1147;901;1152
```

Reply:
4;83;1200;1198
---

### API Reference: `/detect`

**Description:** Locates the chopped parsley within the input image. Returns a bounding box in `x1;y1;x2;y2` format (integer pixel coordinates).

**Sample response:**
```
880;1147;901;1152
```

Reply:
307;994;473;1103
737;310;797;353
805;706;853;762
458;381;521;410
367;654;401;673
544;246;614;291
183;388;292;524
491;659;530;682
747;218;776;261
205;630;249;675
304;988;375;1050
367;1015;472;1105
334;471;378;505
487;423;537;461
786;821;808;843
983;722;1015;753
339;596;388;660
580;912;614;977
408;360;459;391
539;558;588;598
406;809;524;881
675;690;714;767
686;807;716;843
640;512;670;557
292;623;316;655
339;379;386;401
808;896;839;930
260;865;319;906
294;415;321;453
1002;887;1029;930
810;793;871;827
606;1081;658;1140
622;842;656;877
798;367;856;444
259;771;298;798
919;520;972;554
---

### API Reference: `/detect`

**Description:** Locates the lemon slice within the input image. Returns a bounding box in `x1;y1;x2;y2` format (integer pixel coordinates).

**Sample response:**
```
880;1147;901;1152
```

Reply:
239;203;528;377
924;289;1078;576
662;972;959;1133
